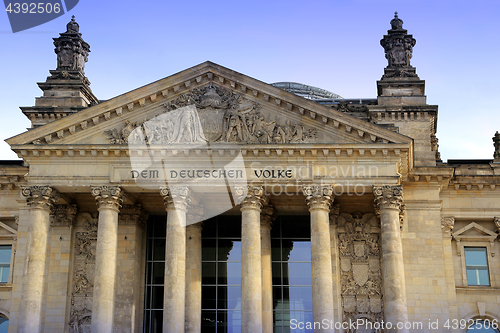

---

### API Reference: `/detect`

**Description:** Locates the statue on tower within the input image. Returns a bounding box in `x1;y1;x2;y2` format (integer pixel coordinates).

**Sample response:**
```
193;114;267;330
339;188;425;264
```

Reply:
493;131;500;160
380;12;418;78
51;16;90;79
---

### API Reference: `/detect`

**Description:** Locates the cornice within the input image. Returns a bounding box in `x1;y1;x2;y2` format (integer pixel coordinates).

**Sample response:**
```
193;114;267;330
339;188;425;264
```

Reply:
6;62;412;147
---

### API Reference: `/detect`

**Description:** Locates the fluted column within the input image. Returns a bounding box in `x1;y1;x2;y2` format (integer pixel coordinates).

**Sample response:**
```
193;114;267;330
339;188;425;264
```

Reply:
373;185;408;332
185;207;204;333
19;186;60;333
302;185;335;333
90;185;124;333
160;186;191;333
235;185;265;333
260;203;275;333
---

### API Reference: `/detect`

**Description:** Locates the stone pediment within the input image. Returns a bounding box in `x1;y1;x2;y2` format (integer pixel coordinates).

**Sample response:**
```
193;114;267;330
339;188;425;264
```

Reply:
7;62;412;148
452;222;498;242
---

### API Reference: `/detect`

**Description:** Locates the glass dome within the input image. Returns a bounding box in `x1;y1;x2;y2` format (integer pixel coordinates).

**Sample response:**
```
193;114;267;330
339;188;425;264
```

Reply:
271;82;343;100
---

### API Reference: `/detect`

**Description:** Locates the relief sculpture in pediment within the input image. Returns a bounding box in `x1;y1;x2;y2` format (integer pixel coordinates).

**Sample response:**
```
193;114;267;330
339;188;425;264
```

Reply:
105;84;317;145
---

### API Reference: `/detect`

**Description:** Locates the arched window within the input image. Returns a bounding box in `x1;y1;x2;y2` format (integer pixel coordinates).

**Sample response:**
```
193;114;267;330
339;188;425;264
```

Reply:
0;316;9;333
466;320;499;332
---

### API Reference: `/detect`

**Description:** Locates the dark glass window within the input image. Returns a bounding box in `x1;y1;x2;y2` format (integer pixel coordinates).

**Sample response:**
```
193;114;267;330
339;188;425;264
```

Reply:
272;216;312;333
144;216;166;333
465;247;490;286
201;215;242;333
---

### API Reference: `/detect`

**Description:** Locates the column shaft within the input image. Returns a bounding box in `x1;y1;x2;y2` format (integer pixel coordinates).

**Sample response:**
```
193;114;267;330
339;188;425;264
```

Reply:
236;186;264;333
303;185;335;333
19;186;60;333
161;186;190;333
185;223;202;333
260;215;273;333
373;185;408;332
90;185;124;333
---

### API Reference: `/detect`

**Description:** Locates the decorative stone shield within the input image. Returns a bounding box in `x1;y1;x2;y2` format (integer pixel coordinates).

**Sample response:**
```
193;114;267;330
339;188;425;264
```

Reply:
352;262;369;286
341;258;351;272
343;296;356;313
354;241;365;258
369;257;380;272
356;296;370;313
370;297;382;313
197;108;226;142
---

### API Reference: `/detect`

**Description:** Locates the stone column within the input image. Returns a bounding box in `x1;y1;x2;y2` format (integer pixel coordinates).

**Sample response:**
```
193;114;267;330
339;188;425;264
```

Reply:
441;217;459;332
329;204;342;321
373;185;408;332
19;185;60;333
302;185;335;333
45;204;77;333
160;186;191;333
90;185;124;333
260;203;275;333
115;205;148;333
185;217;203;333
235;185;265;333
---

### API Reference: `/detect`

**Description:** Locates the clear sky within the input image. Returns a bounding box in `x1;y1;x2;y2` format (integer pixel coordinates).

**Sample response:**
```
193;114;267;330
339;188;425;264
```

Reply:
1;0;499;160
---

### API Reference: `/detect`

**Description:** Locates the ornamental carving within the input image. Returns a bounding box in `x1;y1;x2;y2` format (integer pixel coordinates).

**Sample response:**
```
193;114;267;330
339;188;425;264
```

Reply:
53;16;89;74
51;204;78;226
302;185;334;211
373;185;403;213
494;217;500;234
90;185;124;210
380;12;418;79
105;85;317;145
493;131;500;159
234;185;265;210
441;216;455;236
104;120;142;144
337;212;383;328
160;185;192;211
260;202;276;228
119;204;148;229
21;185;60;211
69;212;98;333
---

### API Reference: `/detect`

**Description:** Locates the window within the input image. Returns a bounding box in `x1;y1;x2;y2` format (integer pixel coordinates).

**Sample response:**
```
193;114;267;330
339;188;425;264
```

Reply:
0;316;7;333
0;246;11;283
271;216;312;332
466;320;499;332
201;216;242;333
464;247;490;286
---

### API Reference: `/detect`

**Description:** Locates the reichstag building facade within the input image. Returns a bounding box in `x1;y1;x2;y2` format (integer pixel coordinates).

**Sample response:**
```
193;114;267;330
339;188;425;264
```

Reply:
1;14;500;333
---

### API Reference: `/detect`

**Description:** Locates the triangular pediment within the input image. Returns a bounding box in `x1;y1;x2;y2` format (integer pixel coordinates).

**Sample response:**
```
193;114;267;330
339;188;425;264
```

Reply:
7;62;412;149
452;222;498;241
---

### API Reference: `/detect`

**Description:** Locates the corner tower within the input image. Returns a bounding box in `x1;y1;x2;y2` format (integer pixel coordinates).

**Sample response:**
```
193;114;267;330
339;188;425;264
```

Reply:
377;12;426;105
21;16;99;128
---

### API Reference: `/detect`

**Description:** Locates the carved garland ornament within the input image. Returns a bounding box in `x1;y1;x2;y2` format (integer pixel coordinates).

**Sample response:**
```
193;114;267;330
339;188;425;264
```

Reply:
69;212;98;332
51;204;78;226
337;212;383;328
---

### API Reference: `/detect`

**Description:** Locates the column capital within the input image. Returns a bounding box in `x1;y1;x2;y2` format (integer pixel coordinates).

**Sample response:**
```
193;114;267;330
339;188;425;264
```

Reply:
51;204;78;226
261;203;276;229
441;216;455;237
119;204;148;229
302;184;334;211
160;185;191;211
91;185;125;211
235;185;265;211
21;185;60;211
372;185;403;213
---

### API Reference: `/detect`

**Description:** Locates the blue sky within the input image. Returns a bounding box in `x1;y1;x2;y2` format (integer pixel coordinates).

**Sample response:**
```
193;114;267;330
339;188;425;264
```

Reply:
1;0;499;160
